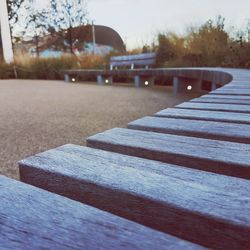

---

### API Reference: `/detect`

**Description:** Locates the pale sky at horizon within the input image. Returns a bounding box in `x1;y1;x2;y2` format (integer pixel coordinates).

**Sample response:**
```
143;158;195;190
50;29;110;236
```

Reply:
11;0;250;49
87;0;250;49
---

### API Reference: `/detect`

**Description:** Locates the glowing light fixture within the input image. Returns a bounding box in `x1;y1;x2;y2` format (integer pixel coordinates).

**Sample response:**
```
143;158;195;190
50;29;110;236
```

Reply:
187;85;192;90
145;81;149;86
72;78;76;82
105;79;109;84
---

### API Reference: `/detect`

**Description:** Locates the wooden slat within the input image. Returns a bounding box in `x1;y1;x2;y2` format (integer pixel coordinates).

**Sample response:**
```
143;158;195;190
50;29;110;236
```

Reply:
1;176;197;250
222;85;250;89
202;94;250;100
128;116;250;143
190;97;250;105
155;108;250;124
211;89;250;95
86;128;250;179
19;144;250;249
176;102;250;114
110;53;156;67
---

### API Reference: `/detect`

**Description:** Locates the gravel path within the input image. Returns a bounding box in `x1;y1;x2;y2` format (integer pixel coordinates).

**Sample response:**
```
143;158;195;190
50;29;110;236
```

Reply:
0;79;200;179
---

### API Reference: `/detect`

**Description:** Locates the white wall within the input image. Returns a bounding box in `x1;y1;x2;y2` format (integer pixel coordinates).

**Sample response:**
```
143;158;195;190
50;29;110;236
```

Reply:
0;0;14;63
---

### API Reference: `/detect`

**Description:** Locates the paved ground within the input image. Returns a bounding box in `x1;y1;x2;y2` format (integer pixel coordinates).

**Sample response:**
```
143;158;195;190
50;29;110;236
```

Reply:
0;79;200;179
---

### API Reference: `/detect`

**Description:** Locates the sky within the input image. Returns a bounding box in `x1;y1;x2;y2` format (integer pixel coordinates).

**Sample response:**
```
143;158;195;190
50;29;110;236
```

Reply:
4;0;250;50
87;0;250;49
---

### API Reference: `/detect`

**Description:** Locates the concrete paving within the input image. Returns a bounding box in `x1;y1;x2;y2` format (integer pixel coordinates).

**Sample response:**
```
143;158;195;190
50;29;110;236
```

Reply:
0;79;197;179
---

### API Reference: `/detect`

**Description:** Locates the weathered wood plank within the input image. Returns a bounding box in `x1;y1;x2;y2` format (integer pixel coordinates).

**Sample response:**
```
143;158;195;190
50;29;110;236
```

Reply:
111;53;156;67
202;94;250;100
222;85;250;89
176;102;250;114
87;128;250;179
211;89;250;95
19;144;250;249
128;116;250;143
0;175;200;250
190;97;250;105
155;108;250;124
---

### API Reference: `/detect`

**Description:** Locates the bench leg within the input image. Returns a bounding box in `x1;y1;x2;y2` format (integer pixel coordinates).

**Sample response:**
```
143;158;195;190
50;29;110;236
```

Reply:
64;74;70;83
173;77;180;95
97;75;104;85
134;76;141;88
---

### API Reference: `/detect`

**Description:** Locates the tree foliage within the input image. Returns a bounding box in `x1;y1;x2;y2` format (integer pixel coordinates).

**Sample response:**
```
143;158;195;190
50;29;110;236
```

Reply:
49;0;88;53
7;0;25;25
156;16;250;68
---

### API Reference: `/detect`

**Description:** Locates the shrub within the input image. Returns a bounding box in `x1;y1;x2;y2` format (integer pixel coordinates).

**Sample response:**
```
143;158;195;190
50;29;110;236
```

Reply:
15;55;78;79
0;62;14;79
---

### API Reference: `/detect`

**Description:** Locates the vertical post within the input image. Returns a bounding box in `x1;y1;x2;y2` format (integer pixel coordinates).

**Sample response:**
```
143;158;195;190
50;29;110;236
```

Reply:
134;75;141;88
64;74;70;83
97;75;104;85
0;0;14;63
173;76;180;95
92;21;96;55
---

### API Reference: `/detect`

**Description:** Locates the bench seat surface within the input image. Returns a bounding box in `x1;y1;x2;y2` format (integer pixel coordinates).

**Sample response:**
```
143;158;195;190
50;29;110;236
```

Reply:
155;108;250;124
176;102;250;113
202;94;250;100
128;116;250;143
190;97;250;105
0;175;202;250
19;144;250;249
86;127;250;179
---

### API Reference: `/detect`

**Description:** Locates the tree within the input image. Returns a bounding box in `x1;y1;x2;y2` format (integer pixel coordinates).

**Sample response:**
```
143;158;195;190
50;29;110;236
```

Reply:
156;33;185;66
24;3;49;57
50;0;88;54
186;16;229;66
7;0;25;27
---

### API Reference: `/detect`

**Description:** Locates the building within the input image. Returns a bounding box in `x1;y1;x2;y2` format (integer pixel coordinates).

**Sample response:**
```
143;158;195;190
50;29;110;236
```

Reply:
15;24;126;57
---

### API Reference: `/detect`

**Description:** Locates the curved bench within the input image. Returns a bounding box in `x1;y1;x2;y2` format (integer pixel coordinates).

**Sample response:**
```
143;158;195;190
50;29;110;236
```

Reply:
63;67;232;90
3;67;250;249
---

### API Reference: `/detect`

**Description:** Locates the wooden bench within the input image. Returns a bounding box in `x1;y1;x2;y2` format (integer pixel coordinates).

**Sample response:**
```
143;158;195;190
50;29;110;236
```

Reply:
18;144;250;249
63;66;232;93
110;53;156;70
1;175;202;249
86;127;250;179
155;108;250;124
190;97;250;105
128;116;250;143
211;89;250;95
64;52;157;87
202;94;250;100
8;67;250;248
176;102;250;114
